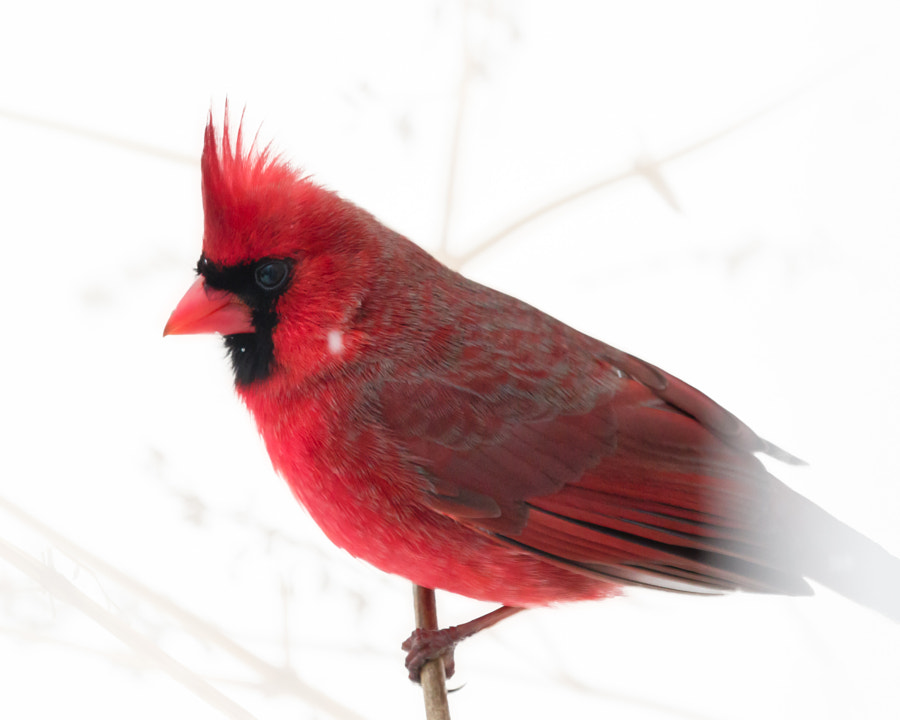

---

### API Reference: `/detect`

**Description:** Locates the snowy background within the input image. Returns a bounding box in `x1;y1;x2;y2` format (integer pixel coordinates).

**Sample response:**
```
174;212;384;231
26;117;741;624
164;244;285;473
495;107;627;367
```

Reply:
2;1;900;718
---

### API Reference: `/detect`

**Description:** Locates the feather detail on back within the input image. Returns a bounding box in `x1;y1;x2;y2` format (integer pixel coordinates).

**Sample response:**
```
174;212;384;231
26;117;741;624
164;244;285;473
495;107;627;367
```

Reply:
377;277;813;598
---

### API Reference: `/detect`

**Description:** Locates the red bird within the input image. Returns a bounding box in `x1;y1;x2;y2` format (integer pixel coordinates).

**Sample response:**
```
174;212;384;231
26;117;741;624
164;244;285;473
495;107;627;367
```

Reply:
166;115;900;679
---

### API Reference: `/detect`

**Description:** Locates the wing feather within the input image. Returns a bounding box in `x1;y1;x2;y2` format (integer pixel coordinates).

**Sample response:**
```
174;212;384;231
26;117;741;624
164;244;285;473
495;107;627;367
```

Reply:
377;290;806;596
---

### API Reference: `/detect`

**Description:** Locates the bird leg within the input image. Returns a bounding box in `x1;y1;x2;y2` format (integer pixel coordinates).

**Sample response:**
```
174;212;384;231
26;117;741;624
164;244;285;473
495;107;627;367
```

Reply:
402;605;524;681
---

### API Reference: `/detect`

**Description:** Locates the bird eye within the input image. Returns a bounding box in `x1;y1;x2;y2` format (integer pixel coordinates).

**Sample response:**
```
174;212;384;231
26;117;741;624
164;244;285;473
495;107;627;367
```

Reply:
254;260;290;291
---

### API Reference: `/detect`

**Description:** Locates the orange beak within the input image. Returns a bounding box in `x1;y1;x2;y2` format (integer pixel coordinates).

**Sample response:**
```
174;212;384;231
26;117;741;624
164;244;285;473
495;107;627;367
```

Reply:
164;276;254;336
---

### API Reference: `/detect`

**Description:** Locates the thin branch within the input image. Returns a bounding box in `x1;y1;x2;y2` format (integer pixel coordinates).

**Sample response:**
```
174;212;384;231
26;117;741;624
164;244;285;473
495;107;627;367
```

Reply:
0;495;365;720
452;59;856;268
438;0;474;263
0;106;196;165
413;585;451;720
0;535;258;720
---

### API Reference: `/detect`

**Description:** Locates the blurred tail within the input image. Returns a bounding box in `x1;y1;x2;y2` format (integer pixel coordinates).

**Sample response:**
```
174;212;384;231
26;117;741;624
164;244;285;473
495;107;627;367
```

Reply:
780;485;900;623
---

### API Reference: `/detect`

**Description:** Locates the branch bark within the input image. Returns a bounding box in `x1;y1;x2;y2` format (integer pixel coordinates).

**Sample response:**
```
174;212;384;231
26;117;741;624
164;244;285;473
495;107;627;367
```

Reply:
412;585;451;720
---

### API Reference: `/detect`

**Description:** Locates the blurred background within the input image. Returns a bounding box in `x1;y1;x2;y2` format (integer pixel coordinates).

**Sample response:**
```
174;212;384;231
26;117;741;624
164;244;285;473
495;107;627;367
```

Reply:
2;1;899;718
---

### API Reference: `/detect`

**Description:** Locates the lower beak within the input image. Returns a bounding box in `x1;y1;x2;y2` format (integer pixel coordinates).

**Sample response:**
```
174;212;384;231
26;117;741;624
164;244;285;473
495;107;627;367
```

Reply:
164;277;254;336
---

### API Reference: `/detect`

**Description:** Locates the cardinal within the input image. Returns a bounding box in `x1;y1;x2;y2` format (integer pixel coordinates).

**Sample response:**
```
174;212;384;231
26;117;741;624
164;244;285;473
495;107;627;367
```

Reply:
165;113;900;680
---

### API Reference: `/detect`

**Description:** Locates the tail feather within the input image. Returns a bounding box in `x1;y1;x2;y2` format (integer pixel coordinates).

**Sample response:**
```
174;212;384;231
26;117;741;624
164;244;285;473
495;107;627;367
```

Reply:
780;486;900;623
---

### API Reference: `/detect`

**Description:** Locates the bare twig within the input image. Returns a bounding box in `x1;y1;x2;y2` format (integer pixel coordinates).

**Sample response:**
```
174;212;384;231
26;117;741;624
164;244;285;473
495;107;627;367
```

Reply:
413;585;451;720
0;495;365;720
437;0;474;264
0;106;196;165
452;59;856;268
0;535;258;720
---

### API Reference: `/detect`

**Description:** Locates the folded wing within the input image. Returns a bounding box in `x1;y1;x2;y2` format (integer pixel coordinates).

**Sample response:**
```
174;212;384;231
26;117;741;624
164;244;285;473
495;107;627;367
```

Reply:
379;316;810;597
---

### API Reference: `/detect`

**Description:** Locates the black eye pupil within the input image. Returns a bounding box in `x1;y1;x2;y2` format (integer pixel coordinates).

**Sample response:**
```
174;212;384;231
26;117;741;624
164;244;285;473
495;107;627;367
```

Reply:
255;260;289;291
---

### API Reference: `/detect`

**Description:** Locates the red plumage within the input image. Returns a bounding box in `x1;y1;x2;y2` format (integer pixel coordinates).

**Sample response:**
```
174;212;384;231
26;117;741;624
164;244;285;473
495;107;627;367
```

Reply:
166;113;900;673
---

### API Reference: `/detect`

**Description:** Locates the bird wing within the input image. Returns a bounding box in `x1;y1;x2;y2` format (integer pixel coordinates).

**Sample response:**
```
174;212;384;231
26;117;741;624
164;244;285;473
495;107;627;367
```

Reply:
377;303;810;597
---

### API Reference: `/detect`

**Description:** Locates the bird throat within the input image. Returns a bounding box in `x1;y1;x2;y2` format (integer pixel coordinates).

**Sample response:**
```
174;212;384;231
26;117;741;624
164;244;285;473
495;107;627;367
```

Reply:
223;331;276;386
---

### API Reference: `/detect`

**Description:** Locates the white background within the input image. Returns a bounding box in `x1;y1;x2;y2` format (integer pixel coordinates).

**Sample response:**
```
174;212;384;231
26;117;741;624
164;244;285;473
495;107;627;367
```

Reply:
2;1;899;718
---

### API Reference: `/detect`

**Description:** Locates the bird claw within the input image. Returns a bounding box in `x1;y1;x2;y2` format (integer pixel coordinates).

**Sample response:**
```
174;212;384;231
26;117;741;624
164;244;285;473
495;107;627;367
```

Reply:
401;628;458;682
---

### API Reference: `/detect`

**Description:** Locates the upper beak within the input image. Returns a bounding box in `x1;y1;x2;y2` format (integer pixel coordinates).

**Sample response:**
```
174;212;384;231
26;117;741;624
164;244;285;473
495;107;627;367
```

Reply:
164;276;255;336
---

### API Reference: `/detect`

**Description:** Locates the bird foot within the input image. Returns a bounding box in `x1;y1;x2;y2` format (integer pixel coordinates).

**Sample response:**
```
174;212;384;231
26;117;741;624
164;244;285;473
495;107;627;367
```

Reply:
401;627;459;682
401;606;524;682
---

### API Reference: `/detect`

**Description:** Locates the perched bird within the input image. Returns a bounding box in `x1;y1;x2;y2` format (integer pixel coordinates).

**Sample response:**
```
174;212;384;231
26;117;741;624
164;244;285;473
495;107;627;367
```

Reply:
166;114;900;680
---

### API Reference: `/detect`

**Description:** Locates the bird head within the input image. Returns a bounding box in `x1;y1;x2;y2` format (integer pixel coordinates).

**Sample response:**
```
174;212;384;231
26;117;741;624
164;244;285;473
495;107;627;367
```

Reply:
164;113;387;389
